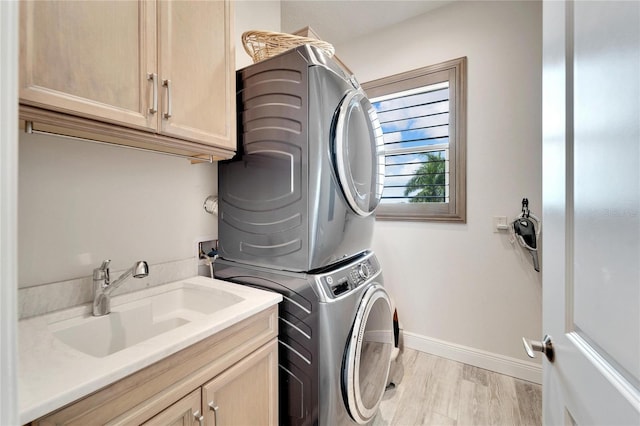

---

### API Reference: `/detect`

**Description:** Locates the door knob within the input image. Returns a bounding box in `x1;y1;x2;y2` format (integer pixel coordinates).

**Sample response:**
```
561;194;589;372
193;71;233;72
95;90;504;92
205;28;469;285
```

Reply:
522;334;554;362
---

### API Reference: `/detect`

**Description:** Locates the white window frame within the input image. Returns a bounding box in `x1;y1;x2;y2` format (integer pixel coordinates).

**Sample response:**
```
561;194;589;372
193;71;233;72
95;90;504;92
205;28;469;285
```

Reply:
363;57;467;222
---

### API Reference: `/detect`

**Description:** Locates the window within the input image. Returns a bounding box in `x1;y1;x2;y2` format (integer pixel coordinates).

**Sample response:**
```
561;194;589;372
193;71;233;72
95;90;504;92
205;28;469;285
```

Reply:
363;57;466;222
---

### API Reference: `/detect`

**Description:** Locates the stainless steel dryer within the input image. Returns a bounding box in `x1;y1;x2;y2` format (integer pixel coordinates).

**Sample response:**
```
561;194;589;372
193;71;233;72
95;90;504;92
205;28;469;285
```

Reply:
218;45;385;272
214;251;394;425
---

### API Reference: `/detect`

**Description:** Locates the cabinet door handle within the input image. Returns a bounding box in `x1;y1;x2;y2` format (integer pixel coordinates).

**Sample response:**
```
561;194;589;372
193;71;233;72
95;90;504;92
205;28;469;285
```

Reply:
193;409;204;426
147;73;158;114
208;401;219;425
163;79;172;119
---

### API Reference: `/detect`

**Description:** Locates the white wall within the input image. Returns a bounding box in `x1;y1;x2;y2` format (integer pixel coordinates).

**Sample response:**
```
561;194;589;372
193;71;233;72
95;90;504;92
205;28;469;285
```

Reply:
18;133;218;287
235;1;281;69
336;0;543;376
1;1;19;422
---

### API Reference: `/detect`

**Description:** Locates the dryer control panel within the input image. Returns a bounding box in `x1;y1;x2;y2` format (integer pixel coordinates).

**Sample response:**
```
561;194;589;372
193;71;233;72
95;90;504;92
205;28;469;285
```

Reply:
318;253;380;300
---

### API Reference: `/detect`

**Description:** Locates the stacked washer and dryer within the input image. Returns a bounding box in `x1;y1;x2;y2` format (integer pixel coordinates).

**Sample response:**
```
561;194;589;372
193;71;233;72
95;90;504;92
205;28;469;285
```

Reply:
214;45;393;426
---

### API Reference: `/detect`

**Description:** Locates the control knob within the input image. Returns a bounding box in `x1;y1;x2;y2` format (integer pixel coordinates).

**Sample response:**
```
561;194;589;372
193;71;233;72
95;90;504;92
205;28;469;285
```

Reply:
357;263;371;280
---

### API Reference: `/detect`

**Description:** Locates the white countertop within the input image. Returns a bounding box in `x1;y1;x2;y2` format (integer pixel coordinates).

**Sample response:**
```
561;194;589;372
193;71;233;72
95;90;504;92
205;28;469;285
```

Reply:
18;276;281;424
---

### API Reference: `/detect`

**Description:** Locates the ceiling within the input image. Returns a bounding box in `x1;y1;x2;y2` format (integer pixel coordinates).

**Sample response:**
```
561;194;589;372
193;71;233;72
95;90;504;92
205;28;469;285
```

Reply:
280;0;452;46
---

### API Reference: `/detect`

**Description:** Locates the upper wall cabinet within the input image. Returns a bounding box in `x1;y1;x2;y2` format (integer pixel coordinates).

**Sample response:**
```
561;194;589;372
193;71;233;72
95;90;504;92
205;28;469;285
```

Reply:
20;1;157;131
19;0;236;160
157;1;234;148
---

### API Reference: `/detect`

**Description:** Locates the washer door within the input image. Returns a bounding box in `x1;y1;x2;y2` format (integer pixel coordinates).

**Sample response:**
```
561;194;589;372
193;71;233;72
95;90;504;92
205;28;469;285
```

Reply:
343;284;394;424
333;90;385;216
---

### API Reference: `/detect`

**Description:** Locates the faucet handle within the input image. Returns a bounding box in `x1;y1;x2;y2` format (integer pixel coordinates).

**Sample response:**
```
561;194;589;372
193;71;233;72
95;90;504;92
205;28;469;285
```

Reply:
93;260;111;281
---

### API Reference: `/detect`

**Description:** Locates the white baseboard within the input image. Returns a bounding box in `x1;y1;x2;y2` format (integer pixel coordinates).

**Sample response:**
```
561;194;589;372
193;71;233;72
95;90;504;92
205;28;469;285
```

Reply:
403;331;542;384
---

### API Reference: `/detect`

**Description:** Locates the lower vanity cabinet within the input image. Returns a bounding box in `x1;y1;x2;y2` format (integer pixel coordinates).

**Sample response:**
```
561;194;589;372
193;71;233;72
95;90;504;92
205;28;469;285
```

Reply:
142;340;278;426
202;340;278;426
32;306;278;426
142;389;202;426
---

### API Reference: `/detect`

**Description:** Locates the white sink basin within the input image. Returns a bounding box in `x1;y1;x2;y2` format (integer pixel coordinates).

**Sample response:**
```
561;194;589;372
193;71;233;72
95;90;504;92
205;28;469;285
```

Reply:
19;276;282;425
49;284;244;357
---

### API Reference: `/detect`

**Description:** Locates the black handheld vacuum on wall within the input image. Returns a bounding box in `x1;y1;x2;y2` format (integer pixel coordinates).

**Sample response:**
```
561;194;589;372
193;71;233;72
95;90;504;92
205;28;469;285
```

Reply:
512;198;541;272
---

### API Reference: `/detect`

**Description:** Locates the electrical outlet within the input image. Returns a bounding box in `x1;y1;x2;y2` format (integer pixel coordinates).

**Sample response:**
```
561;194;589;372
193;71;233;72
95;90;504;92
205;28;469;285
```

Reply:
493;216;509;233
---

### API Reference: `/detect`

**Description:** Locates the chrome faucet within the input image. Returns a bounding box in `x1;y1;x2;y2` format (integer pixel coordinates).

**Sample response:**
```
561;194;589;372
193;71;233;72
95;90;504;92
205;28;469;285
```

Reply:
92;259;149;316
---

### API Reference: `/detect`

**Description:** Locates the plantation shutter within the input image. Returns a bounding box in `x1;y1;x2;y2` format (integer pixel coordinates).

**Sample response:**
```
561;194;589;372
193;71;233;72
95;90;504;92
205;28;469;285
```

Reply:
370;81;451;204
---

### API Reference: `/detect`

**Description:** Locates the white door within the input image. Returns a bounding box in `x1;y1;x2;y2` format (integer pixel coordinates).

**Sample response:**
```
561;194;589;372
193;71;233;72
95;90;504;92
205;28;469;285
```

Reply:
541;1;640;425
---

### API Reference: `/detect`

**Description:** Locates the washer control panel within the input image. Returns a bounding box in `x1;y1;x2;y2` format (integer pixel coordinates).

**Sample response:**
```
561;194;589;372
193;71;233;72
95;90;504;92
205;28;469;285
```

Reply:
319;254;380;299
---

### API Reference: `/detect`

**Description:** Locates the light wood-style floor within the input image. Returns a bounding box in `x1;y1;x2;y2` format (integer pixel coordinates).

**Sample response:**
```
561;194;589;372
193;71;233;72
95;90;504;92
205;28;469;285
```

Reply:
373;348;542;426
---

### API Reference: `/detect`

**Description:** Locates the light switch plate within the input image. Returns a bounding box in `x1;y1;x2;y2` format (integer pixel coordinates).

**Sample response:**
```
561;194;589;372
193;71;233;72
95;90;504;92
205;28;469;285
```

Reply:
493;216;509;233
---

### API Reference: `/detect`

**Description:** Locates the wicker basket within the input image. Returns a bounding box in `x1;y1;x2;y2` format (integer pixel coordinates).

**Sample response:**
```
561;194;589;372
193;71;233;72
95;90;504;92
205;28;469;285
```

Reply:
242;30;335;63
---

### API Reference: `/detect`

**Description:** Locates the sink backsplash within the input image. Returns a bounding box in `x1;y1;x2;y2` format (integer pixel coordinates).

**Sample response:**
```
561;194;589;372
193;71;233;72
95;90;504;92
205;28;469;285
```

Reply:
18;257;198;319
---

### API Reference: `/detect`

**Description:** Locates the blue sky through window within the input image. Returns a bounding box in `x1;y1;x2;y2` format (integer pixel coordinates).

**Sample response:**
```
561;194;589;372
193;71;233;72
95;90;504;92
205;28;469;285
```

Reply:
370;81;450;203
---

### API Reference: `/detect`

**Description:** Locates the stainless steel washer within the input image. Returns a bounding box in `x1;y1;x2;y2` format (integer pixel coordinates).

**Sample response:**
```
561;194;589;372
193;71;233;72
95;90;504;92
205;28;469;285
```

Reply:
214;251;394;425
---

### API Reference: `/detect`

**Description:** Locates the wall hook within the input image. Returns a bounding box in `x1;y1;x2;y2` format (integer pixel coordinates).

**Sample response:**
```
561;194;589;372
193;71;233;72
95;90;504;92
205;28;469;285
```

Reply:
521;198;530;218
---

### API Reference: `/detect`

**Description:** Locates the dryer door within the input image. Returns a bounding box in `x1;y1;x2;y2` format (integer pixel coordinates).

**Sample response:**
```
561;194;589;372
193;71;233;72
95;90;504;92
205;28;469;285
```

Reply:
333;90;385;216
343;284;393;424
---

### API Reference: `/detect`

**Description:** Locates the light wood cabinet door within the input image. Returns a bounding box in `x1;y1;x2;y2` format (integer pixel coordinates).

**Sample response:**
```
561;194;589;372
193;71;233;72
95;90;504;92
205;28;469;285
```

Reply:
157;0;235;149
19;1;157;131
202;340;278;426
141;388;201;426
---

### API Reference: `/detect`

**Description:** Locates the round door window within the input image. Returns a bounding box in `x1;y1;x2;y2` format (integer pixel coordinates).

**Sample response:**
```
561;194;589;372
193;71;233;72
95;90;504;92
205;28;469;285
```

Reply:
333;90;385;216
343;285;393;424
